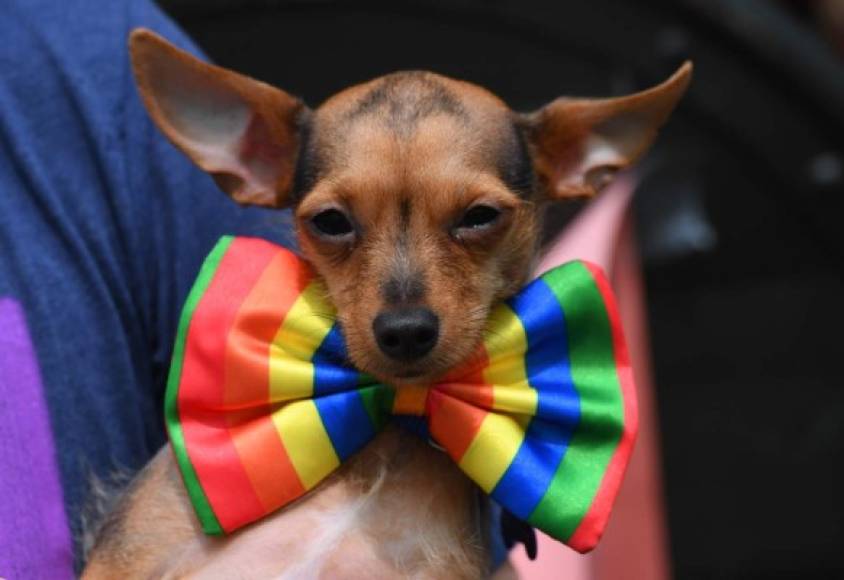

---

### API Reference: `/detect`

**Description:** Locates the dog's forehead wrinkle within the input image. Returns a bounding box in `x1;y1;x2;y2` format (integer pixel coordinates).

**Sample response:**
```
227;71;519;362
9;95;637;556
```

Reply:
304;72;532;209
343;71;468;137
399;197;411;229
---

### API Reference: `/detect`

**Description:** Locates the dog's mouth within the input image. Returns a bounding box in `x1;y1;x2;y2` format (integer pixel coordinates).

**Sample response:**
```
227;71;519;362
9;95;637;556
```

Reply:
362;356;453;386
364;345;477;386
372;363;441;385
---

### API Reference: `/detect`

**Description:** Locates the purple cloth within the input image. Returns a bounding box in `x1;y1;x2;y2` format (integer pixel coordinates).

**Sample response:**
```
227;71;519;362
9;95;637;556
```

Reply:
0;298;74;579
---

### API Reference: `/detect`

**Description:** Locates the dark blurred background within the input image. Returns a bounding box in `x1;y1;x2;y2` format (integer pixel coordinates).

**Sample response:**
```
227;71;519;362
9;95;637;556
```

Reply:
155;1;844;577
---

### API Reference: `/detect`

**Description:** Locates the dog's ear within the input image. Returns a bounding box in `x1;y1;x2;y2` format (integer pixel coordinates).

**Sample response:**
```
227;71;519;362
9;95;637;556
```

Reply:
523;62;692;200
129;28;307;208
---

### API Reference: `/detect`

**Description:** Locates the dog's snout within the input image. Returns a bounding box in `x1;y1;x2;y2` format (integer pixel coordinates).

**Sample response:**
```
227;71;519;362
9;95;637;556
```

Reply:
373;307;439;362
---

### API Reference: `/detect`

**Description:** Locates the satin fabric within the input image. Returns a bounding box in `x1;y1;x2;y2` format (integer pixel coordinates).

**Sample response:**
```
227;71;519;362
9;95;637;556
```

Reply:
166;236;637;553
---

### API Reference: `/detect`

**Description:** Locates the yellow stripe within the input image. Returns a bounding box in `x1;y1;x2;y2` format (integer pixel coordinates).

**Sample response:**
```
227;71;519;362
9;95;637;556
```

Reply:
267;281;339;488
272;399;340;489
458;413;528;492
458;304;537;491
269;281;335;400
483;304;538;415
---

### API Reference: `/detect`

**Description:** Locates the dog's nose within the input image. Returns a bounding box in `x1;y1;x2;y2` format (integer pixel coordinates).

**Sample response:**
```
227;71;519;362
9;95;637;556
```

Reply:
373;307;439;362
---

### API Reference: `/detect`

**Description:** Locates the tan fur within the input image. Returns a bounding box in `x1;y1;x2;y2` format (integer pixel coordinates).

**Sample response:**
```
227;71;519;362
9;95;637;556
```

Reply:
84;28;691;578
297;108;540;383
85;428;485;579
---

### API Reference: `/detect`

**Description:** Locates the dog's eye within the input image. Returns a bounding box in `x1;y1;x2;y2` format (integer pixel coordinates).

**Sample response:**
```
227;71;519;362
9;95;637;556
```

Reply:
456;205;501;230
310;209;354;238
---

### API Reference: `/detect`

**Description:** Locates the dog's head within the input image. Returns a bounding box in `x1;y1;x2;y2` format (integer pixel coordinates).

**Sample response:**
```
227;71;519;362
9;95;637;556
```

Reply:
130;29;690;384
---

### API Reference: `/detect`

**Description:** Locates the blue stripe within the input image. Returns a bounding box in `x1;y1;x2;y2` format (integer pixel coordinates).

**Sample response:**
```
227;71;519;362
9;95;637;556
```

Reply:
313;324;376;460
490;278;582;518
312;325;358;395
394;415;431;440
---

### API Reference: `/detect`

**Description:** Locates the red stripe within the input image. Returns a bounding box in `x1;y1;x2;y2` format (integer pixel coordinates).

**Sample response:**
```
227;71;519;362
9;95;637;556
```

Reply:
567;262;639;552
223;250;311;514
428;347;492;461
177;238;279;531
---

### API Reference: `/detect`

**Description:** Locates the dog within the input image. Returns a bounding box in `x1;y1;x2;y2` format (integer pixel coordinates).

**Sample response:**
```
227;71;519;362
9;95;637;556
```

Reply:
82;28;690;579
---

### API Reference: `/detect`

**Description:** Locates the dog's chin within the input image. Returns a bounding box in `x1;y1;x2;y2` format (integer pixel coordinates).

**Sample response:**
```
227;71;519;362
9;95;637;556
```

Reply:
348;335;483;386
352;352;455;386
370;363;446;386
364;350;476;386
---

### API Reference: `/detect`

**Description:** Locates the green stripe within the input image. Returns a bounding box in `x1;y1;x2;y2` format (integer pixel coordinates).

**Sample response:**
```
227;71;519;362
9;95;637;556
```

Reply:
527;261;625;540
357;383;395;430
164;236;234;535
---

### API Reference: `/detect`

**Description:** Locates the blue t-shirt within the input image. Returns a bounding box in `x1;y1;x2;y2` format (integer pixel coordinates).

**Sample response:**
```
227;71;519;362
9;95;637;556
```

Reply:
0;0;290;575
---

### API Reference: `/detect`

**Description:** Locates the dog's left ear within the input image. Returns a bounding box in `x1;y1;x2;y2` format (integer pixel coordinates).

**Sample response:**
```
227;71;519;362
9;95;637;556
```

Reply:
129;28;308;208
523;62;692;199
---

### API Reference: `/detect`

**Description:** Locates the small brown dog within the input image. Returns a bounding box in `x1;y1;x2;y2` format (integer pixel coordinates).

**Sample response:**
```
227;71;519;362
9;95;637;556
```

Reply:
83;29;690;579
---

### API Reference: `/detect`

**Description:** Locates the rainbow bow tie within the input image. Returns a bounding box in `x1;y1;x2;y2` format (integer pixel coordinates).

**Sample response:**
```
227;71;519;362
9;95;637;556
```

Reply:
166;236;637;553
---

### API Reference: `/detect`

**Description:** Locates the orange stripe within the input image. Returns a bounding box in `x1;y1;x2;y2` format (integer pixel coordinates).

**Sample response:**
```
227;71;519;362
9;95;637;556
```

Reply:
223;250;313;510
428;346;492;461
177;238;277;531
393;385;428;415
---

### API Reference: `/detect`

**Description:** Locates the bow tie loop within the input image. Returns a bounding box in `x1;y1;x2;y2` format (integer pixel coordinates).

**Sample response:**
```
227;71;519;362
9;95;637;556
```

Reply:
166;236;637;554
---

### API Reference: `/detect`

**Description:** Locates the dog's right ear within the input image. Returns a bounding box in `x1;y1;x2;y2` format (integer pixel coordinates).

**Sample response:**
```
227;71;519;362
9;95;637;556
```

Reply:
129;28;307;208
523;62;692;201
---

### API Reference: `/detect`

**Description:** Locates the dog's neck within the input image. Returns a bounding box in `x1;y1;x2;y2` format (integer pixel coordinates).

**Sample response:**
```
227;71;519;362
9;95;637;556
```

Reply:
114;428;490;579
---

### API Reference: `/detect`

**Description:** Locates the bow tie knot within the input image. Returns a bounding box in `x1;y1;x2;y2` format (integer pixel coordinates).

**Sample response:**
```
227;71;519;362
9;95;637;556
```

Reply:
392;385;430;416
166;236;637;554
